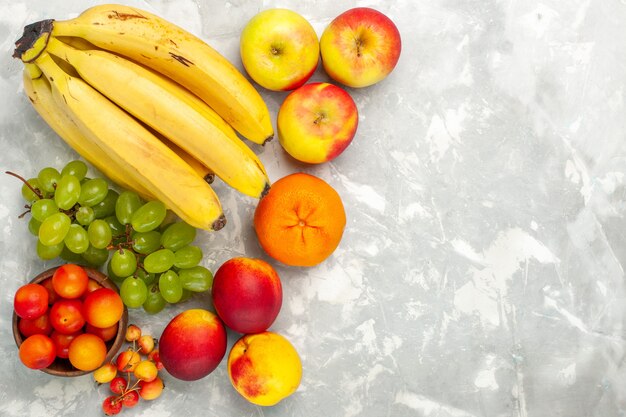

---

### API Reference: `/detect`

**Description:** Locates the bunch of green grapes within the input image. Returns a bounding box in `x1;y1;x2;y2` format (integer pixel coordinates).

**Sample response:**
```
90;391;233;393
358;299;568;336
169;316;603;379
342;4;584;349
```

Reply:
15;160;213;314
107;192;213;314
18;160;117;264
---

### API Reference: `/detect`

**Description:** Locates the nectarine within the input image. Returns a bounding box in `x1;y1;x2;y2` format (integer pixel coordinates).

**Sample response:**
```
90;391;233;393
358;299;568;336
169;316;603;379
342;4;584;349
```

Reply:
212;257;282;334
159;309;227;381
228;332;302;406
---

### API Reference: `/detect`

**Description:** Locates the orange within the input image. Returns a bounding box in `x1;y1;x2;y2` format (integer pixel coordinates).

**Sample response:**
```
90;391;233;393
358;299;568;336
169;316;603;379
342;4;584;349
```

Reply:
253;172;346;266
68;333;107;371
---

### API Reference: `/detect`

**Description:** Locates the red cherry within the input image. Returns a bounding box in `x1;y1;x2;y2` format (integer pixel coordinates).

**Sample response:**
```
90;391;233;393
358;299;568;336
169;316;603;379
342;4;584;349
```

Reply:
122;390;139;407
102;395;122;415
109;376;128;395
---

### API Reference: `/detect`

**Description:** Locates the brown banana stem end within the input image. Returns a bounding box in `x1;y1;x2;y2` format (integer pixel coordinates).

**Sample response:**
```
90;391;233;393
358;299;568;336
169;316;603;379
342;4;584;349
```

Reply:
211;214;227;231
13;19;54;61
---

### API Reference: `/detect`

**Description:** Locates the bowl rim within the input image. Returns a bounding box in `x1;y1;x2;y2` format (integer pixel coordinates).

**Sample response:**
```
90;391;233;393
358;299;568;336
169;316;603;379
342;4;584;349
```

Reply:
12;265;128;377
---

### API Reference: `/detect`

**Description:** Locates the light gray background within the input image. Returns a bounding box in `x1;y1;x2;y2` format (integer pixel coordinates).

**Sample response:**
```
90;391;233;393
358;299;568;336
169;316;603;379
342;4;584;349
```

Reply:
1;0;626;416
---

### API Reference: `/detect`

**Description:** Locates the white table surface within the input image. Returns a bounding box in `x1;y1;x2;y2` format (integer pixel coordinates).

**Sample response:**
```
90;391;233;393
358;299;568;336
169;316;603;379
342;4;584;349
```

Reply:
1;0;626;416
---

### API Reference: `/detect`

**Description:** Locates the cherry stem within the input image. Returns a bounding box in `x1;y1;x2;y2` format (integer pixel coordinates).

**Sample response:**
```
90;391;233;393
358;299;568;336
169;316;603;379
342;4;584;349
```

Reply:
126;379;141;392
6;170;43;200
125;370;133;391
117;372;141;397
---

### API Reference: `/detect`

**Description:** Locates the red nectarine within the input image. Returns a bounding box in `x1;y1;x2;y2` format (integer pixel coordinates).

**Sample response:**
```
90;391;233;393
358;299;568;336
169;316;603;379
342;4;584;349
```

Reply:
212;257;282;334
159;309;226;381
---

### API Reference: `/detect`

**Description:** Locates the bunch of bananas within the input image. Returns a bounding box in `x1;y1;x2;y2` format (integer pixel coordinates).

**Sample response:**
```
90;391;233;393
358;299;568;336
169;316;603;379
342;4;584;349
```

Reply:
13;4;274;231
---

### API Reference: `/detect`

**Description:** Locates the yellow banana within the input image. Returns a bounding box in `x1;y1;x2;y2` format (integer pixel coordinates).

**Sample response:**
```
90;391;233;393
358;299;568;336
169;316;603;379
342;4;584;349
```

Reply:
45;37;217;185
46;36;270;198
22;65;154;200
52;3;274;145
33;51;226;231
55;36;100;51
54;35;265;181
159;135;215;184
25;60;215;188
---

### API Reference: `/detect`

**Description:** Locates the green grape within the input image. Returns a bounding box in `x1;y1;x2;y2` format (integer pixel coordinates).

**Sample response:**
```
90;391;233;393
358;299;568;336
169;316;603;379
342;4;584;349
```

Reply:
131;201;167;233
60;244;84;263
54;174;81;210
173;245;203;269
77;178;108;207
110;248;137;277
161;222;196;251
158;210;177;231
75;206;95;226
28;217;41;236
132;231;162;255
179;266;213;292
159;270;183;303
179;289;193;303
36;240;64;260
143;284;166;314
92;189;119;219
135;268;157;286
115;191;143;224
120;276;148;308
21;178;42;202
143;248;175;273
105;215;124;235
64;224;90;254
81;245;109;267
39;212;71;246
31;199;58;222
37;167;61;193
88;219;112;249
61;160;88;181
104;216;125;246
106;260;125;282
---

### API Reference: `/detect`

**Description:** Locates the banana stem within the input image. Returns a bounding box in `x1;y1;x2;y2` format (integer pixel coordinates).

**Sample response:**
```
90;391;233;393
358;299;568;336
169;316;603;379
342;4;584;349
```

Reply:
13;19;54;62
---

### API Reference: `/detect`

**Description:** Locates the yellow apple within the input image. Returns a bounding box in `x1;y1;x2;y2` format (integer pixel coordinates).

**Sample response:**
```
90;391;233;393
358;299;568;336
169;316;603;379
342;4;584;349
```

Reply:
228;331;302;406
277;82;358;164
240;9;320;91
320;7;401;88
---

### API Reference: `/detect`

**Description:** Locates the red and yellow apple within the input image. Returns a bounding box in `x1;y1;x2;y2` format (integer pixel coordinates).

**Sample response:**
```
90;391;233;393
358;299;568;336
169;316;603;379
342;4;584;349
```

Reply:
212;257;282;334
240;8;320;91
158;309;227;381
228;332;302;406
277;82;358;164
320;7;401;88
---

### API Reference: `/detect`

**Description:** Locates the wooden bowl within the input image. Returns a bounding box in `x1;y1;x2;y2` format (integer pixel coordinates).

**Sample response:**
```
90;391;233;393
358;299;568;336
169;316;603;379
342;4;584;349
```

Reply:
12;266;128;377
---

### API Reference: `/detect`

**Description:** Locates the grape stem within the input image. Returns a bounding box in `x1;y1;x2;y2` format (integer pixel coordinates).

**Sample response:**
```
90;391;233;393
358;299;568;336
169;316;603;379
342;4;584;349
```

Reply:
19;205;31;219
5;170;43;200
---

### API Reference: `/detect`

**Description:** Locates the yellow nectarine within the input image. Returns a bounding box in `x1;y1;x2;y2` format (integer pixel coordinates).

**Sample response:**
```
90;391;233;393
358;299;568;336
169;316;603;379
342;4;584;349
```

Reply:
228;331;302;406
